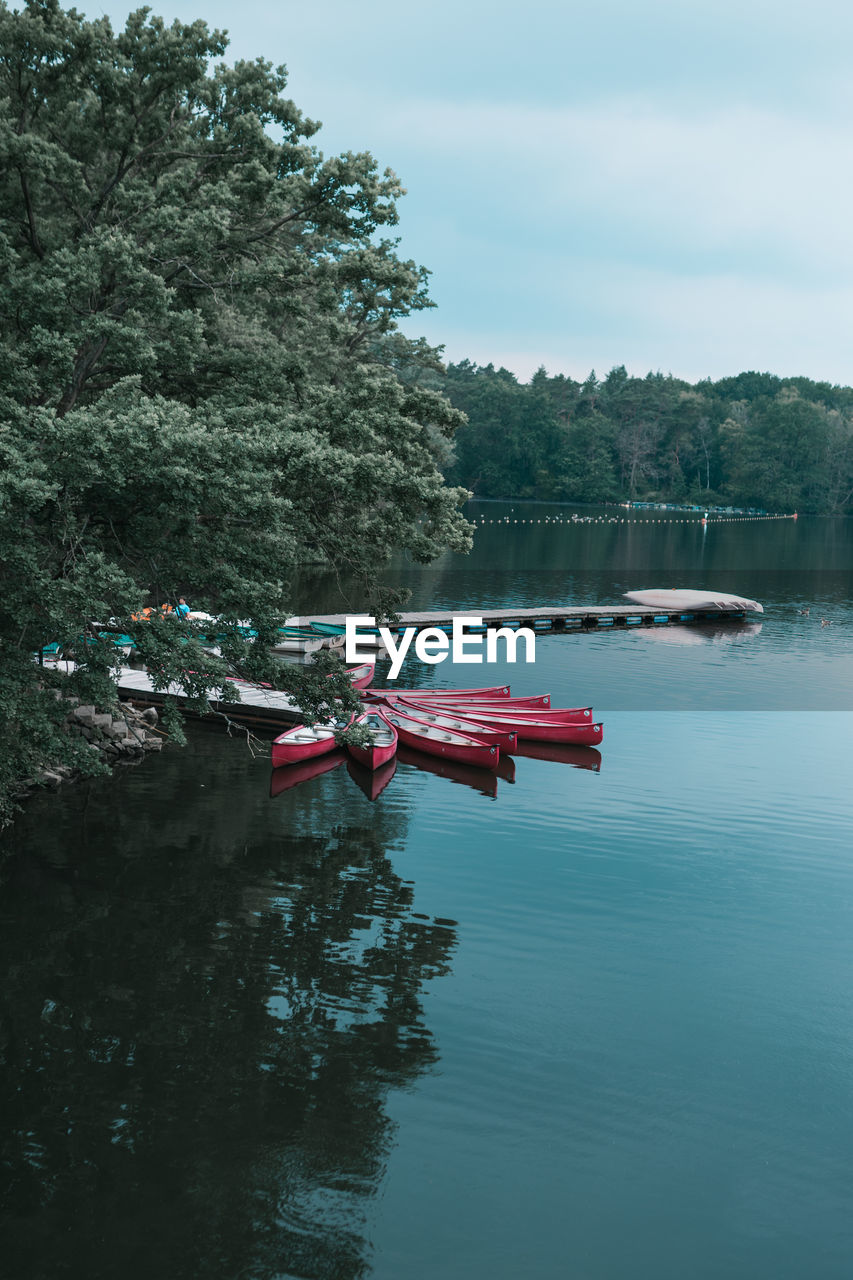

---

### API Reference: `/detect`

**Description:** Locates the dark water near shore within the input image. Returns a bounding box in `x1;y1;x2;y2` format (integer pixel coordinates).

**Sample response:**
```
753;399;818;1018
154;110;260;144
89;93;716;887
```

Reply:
2;504;853;1279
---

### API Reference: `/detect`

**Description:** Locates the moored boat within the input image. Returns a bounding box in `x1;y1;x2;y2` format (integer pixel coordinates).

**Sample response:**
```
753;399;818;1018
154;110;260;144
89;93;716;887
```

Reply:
381;706;500;770
271;628;326;654
393;693;551;711
623;588;764;613
432;702;594;725
272;723;339;768
363;683;511;702
347;710;398;771
396;699;517;754
307;621;347;637
271;713;359;768
310;621;387;648
417;707;603;745
346;662;375;689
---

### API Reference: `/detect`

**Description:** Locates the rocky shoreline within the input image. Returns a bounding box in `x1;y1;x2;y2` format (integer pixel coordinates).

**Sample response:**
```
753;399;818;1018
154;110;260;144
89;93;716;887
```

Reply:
20;697;166;797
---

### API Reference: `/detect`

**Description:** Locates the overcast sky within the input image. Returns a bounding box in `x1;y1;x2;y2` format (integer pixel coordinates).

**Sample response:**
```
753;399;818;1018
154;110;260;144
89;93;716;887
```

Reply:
99;0;853;385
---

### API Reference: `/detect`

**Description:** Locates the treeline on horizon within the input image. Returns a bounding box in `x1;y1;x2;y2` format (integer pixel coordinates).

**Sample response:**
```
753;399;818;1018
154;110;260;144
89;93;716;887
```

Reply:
438;362;853;514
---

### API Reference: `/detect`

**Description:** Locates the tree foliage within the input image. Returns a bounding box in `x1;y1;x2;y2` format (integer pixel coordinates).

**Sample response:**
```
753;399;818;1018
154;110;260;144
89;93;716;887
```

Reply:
0;0;472;818
443;361;853;512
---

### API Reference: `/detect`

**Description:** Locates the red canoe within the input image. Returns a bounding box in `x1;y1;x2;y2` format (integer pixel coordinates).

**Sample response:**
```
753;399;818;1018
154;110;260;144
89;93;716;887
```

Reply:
347;709;398;771
346;663;374;690
417;707;604;745
347;755;398;800
396;693;552;712
271;713;359;768
381;706;500;770
436;702;594;725
269;749;347;796
397;699;518;754
363;683;511;701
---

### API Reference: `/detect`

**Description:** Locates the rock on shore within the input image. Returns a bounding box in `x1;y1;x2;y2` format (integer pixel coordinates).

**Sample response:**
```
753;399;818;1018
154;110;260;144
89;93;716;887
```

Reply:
22;698;166;797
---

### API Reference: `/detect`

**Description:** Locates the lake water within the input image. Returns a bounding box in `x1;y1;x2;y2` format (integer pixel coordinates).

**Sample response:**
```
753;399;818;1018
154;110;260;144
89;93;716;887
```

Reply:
2;503;853;1279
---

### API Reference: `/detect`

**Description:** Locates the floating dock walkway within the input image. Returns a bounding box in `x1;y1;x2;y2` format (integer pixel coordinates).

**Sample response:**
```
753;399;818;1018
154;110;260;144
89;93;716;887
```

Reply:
305;604;756;635
115;667;304;729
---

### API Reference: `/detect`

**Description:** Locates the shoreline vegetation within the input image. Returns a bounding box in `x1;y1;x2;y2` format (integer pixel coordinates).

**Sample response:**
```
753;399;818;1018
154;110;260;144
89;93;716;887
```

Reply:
440;363;853;515
1;1;849;824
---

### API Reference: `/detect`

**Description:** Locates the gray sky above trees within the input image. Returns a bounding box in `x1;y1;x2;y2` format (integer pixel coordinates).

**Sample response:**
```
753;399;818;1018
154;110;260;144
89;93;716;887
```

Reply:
98;0;853;384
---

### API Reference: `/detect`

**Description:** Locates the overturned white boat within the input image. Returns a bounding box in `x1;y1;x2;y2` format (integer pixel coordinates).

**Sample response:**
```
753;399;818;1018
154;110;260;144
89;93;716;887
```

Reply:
623;589;764;614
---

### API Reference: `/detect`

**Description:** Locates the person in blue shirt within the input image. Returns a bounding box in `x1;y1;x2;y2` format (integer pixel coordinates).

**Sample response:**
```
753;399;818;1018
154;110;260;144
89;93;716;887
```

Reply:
174;597;191;619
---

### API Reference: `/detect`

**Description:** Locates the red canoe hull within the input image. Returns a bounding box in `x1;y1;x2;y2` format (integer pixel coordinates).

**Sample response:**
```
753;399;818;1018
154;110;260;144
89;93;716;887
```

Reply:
347;711;398;771
382;708;500;771
485;719;603;745
404;706;603;744
348;738;397;770
364;683;511;701
272;728;339;768
384;692;551;711
440;703;594;725
272;712;359;767
397;700;518;753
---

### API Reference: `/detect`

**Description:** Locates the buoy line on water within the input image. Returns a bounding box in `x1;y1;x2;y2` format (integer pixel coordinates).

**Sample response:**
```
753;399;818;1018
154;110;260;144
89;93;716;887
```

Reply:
474;513;796;525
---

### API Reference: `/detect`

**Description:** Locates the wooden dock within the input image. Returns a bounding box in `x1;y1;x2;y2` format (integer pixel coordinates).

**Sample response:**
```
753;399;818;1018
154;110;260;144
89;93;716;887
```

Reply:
304;604;757;634
115;667;304;729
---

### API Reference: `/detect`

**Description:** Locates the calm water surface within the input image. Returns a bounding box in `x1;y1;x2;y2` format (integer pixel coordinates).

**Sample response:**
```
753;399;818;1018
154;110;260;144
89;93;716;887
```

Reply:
2;504;853;1279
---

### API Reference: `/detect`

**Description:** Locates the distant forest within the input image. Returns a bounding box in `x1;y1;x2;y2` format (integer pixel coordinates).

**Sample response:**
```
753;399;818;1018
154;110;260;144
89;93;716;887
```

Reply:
439;363;853;514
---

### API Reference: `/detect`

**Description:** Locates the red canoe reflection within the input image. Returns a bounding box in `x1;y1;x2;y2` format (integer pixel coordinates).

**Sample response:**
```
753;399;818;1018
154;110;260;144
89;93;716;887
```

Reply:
494;754;516;784
396;743;499;797
346;755;398;800
269;748;347;797
513;740;602;772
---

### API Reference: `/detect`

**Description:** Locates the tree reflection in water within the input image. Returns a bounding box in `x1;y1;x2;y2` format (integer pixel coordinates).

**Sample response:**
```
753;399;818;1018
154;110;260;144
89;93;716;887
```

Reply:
0;729;456;1279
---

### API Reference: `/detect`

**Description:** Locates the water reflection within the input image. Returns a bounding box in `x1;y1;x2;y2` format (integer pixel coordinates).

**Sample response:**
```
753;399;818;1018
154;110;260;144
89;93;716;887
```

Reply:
513;741;603;771
269;748;347;796
636;621;764;647
395;744;500;798
271;740;599;804
0;731;457;1280
346;757;398;801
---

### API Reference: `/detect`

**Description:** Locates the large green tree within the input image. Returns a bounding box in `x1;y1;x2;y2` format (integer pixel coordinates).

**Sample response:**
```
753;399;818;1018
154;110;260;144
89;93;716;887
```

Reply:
0;1;472;818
